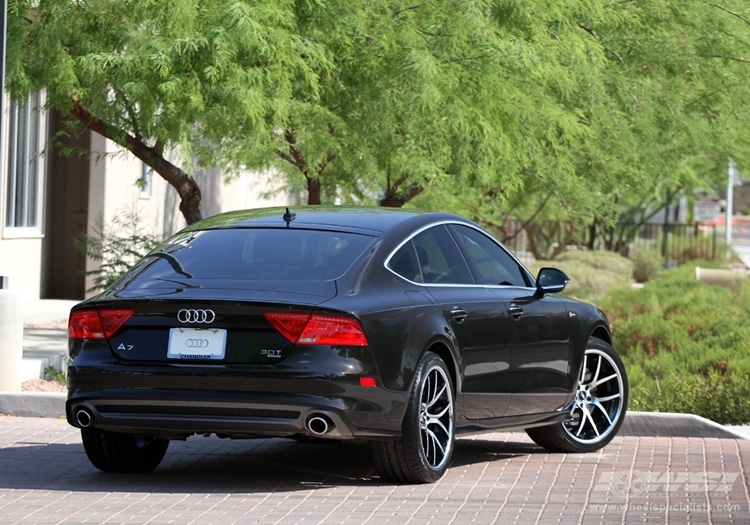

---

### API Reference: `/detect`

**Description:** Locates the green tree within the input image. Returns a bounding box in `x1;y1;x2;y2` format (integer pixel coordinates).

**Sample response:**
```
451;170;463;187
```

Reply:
7;0;331;224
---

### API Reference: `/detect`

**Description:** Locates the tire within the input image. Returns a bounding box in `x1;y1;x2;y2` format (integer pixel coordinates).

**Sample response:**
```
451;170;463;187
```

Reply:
369;352;455;483
81;428;169;473
526;337;628;453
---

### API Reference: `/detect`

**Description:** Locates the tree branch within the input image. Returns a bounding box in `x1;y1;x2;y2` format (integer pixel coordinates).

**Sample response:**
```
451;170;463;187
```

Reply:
710;3;750;27
70;95;203;224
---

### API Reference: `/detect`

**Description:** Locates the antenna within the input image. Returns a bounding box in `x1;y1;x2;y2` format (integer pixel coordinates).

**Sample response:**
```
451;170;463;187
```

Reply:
283;207;296;227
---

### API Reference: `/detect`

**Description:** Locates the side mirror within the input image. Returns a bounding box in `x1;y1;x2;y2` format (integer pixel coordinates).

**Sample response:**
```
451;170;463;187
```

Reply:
536;267;570;296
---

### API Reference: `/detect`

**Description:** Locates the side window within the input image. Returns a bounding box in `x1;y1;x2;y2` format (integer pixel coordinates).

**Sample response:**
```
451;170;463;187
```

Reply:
386;225;475;284
450;225;528;287
389;242;420;282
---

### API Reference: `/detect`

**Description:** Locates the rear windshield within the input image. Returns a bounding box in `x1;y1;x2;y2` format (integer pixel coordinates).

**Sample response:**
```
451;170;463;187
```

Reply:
127;228;376;282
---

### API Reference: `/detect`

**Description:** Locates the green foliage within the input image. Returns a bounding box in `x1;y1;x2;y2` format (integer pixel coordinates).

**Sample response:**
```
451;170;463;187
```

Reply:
599;263;750;424
74;208;162;293
44;365;66;385
527;250;634;305
629;247;663;283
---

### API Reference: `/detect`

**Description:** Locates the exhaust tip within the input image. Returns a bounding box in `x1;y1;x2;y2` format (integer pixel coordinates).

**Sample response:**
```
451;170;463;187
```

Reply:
307;415;332;436
75;408;93;428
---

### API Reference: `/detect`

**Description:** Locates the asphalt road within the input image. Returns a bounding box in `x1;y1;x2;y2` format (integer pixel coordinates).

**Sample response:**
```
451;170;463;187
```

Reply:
1;417;749;524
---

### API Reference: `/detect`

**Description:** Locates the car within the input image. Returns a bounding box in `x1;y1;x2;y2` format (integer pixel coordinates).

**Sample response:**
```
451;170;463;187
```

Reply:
66;205;628;483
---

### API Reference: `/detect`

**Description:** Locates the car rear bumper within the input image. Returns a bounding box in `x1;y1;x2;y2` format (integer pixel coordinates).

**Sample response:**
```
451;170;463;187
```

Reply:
67;386;405;439
66;346;406;440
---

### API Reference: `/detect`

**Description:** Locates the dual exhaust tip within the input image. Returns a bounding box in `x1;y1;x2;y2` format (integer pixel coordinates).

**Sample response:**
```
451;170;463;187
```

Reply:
74;406;336;436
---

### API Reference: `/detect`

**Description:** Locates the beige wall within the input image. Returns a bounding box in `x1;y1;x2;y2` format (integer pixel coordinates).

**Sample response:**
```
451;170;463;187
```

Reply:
0;94;47;301
0;238;43;300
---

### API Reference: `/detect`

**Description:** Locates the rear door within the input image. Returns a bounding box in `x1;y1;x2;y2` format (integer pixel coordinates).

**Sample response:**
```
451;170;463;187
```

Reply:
449;224;571;416
389;225;513;419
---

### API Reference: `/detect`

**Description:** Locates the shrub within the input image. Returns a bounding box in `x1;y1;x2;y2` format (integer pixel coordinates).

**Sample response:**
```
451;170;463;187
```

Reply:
599;263;750;424
526;250;634;305
74;207;162;293
629;247;663;283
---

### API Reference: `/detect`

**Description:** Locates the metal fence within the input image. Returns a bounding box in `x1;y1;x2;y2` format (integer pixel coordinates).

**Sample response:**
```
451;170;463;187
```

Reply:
495;220;717;263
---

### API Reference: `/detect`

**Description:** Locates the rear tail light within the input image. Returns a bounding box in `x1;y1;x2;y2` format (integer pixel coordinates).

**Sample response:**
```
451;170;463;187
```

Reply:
264;312;368;346
69;309;134;340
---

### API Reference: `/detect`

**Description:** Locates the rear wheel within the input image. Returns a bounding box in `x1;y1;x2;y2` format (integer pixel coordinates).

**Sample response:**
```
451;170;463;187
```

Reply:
526;337;628;453
369;352;455;483
81;428;169;473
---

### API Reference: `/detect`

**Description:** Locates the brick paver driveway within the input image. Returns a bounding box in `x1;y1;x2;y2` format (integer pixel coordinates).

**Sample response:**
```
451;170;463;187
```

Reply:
1;416;749;524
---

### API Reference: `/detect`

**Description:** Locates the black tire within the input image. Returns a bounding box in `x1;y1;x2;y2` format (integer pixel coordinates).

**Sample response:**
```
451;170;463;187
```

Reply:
369;352;455;484
81;428;169;473
526;337;628;453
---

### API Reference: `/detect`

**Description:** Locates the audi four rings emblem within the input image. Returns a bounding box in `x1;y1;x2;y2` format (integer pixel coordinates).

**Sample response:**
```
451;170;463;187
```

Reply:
177;309;216;324
185;339;210;348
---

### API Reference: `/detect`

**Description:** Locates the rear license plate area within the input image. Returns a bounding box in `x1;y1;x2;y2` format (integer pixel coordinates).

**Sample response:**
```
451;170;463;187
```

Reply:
168;328;227;361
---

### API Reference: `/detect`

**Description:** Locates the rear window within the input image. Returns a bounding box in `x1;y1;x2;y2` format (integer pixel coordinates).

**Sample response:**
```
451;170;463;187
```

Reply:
127;228;376;282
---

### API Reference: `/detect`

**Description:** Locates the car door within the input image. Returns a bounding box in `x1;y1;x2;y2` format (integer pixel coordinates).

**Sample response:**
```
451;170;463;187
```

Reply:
449;224;572;417
389;224;513;419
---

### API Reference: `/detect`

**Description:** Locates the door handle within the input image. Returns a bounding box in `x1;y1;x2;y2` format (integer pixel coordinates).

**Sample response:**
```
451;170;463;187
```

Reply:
450;309;468;323
509;305;523;319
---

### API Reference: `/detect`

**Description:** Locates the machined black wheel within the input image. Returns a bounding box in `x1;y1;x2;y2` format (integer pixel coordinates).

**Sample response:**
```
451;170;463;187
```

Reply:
369;352;455;483
526;337;628;453
81;428;169;473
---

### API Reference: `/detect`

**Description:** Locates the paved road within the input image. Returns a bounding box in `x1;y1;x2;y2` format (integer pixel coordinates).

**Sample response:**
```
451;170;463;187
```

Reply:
1;417;749;524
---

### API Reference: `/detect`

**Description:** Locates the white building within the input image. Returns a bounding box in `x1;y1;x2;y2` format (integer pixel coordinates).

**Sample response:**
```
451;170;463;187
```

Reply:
0;94;294;303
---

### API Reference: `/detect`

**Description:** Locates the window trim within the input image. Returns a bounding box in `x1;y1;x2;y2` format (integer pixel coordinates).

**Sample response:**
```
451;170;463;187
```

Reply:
2;92;48;239
384;220;535;289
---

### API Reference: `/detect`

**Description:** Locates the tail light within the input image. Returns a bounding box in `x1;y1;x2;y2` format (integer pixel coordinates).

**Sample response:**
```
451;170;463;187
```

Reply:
69;309;134;340
264;312;368;346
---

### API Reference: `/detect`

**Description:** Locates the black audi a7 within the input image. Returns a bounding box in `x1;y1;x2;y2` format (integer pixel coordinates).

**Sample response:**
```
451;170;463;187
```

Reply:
66;206;627;483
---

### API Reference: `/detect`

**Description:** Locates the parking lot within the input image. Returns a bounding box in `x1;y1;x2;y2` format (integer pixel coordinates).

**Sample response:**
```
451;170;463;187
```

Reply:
1;416;749;524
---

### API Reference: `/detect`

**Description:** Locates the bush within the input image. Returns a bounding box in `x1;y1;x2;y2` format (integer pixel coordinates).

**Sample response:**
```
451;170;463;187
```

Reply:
629;247;663;283
526;250;634;305
599;263;750;424
74;207;162;293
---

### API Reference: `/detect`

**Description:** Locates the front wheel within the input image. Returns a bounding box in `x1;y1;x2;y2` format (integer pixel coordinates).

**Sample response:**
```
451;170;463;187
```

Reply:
81;428;169;473
369;352;455;483
526;337;628;453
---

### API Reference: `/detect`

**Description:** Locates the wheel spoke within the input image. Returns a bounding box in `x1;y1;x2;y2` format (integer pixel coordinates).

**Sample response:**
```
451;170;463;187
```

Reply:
590;354;603;385
573;407;588;437
426;382;447;409
581;406;601;437
591;372;618;388
579;354;588;382
597;392;621;403
591;401;614;426
425;429;446;464
427;403;450;421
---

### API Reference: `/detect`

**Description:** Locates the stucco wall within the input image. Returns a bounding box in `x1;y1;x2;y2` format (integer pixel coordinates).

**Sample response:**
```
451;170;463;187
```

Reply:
0;238;42;300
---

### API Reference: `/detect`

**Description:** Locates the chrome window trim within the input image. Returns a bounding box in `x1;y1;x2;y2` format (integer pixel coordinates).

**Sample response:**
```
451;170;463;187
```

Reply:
383;220;536;290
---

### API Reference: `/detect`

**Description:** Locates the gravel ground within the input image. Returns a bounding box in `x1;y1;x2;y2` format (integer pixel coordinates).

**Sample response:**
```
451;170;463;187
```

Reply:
21;378;66;393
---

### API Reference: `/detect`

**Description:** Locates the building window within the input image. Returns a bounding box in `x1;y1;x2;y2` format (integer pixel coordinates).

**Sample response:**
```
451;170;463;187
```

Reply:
5;92;46;232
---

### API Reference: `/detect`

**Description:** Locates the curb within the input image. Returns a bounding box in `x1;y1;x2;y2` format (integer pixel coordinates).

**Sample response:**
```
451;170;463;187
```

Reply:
0;397;747;440
619;411;749;440
0;392;66;418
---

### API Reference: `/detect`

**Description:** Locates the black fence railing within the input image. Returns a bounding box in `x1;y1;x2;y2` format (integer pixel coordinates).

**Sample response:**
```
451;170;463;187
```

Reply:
494;221;717;263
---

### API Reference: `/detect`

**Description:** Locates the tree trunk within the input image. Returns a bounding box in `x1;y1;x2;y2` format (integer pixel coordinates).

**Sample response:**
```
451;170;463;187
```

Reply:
380;182;423;207
307;177;322;205
69;96;203;225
